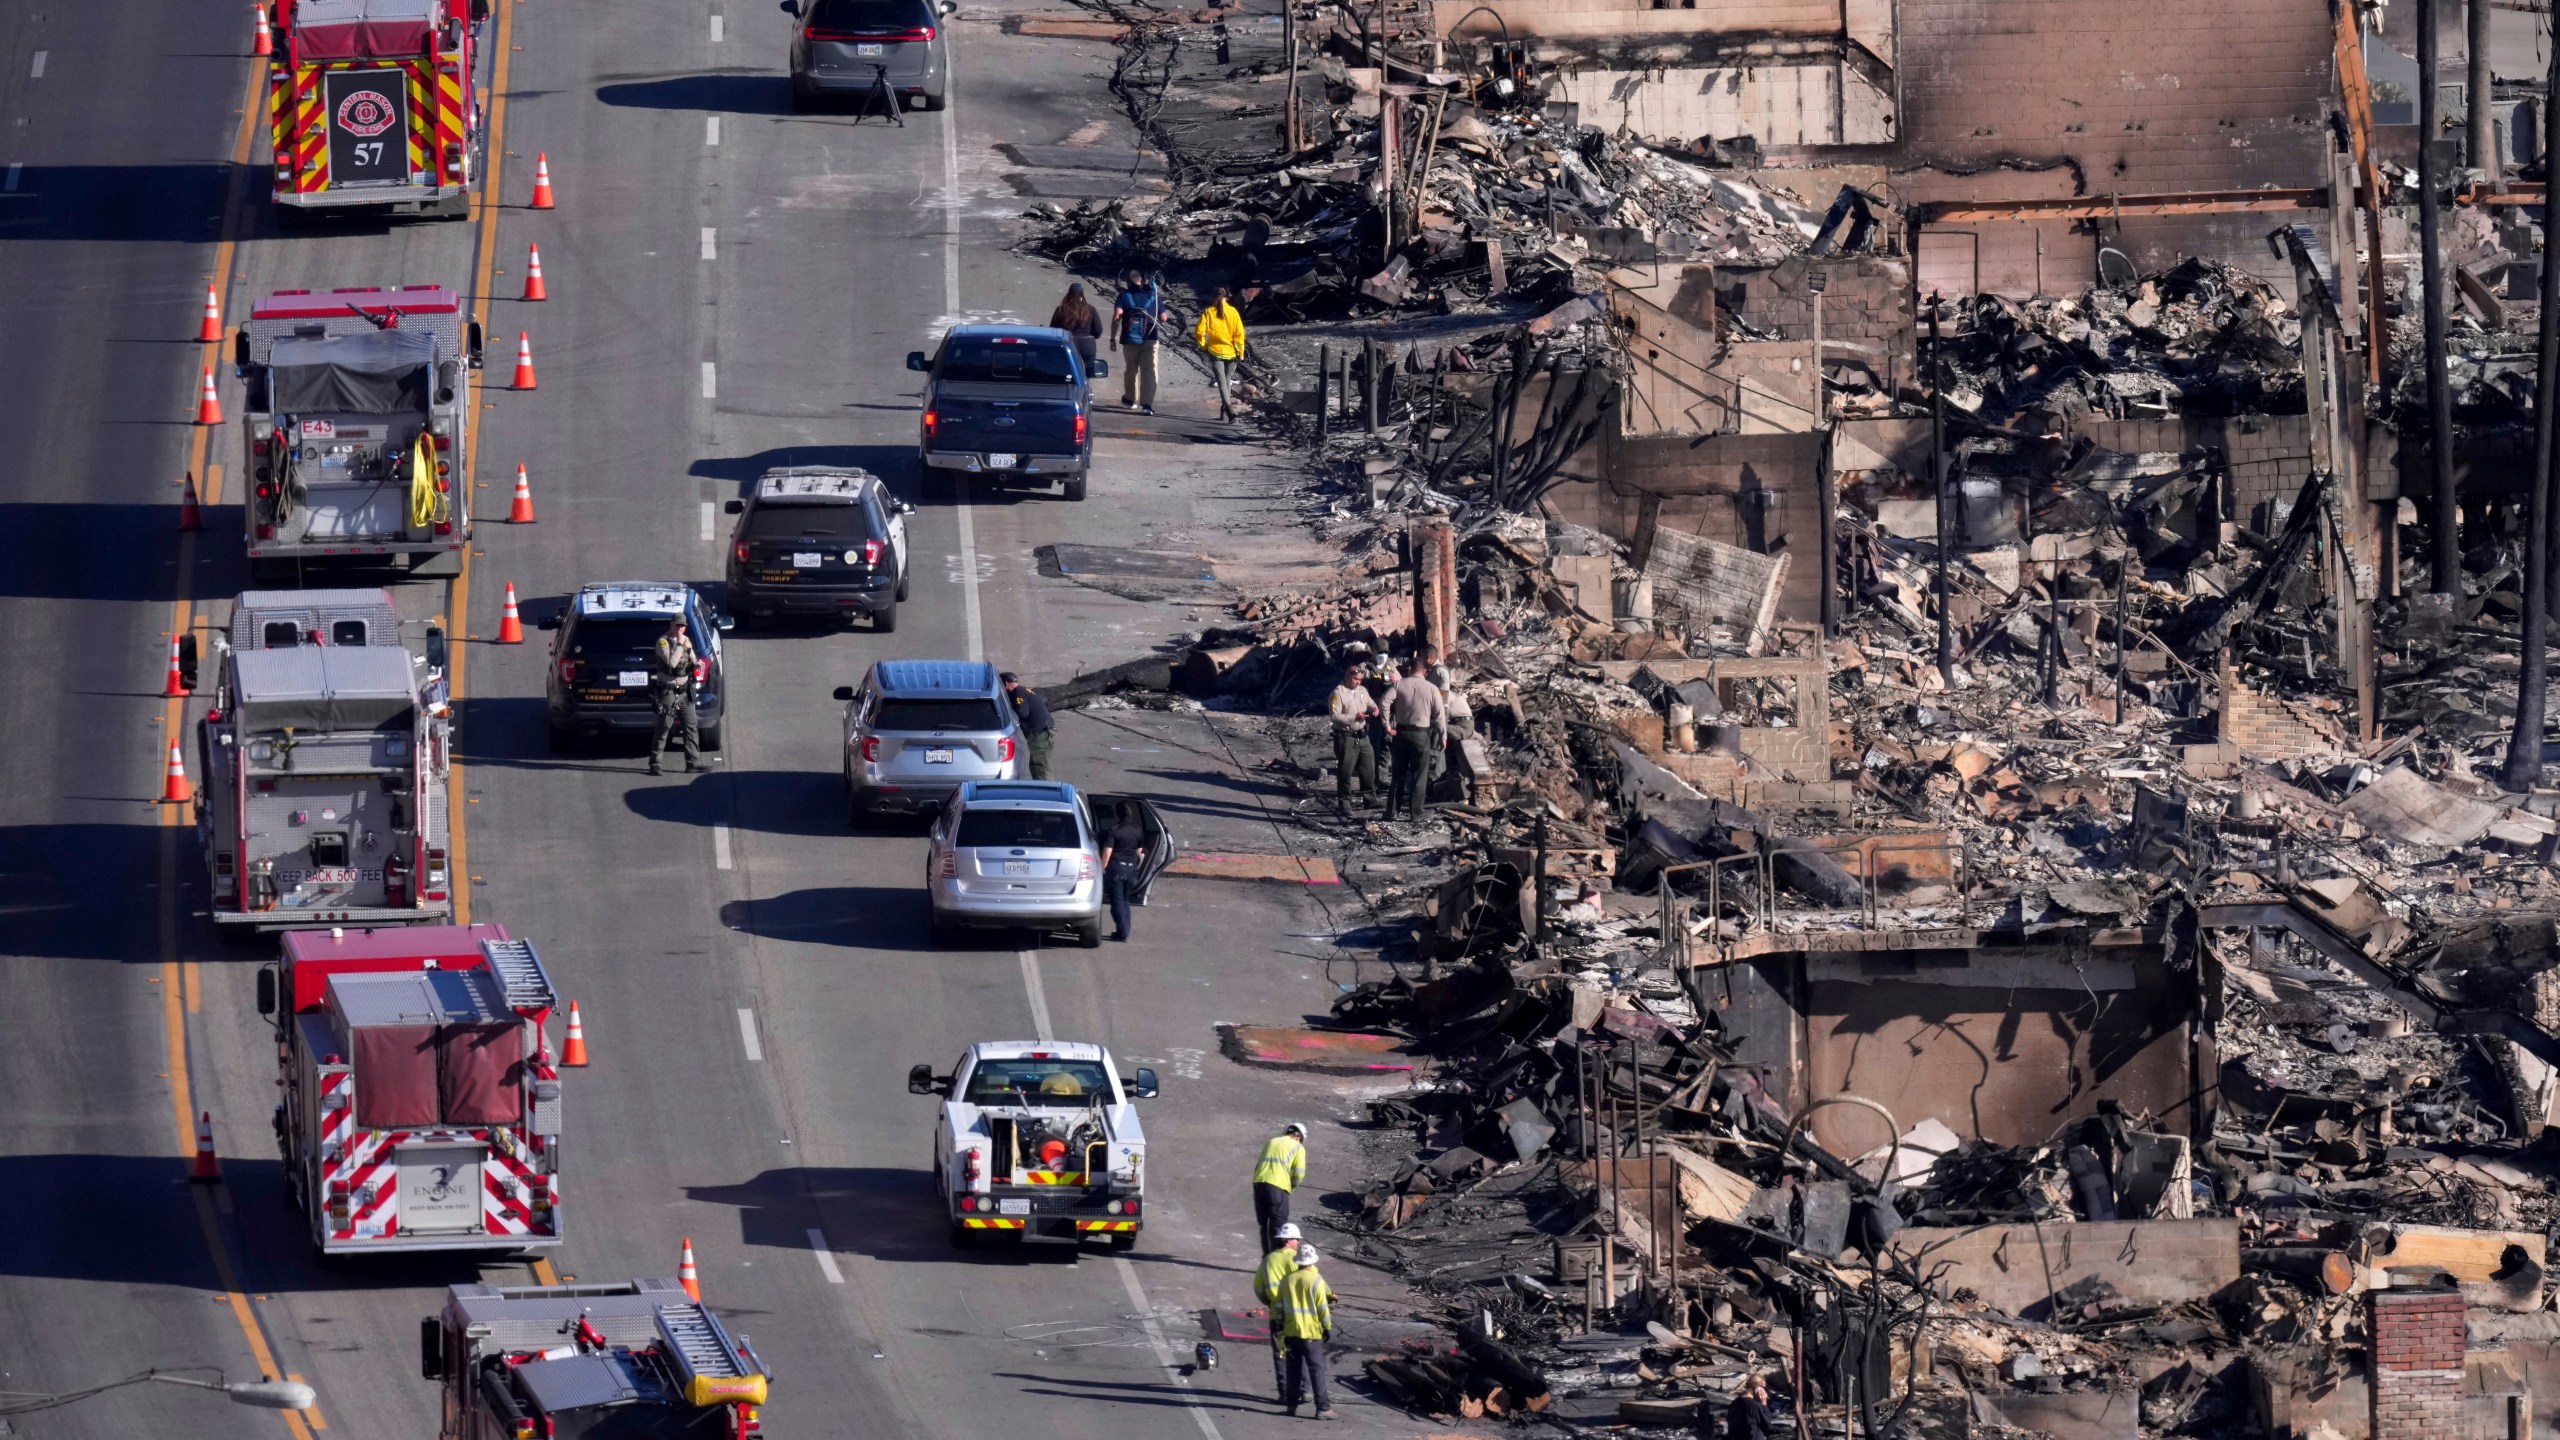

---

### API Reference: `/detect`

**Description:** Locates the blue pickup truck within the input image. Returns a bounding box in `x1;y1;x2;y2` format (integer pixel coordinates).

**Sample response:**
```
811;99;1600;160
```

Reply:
908;325;1104;502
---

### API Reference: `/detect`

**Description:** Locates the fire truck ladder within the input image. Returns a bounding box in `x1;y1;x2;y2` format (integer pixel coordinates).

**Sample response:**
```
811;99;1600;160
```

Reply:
480;938;558;1014
655;1304;753;1385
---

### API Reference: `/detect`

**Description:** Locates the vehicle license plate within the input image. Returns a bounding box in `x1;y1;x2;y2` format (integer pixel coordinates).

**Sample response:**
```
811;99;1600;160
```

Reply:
926;747;954;764
998;1197;1030;1216
856;41;884;55
1004;861;1030;876
791;552;822;569
618;671;648;687
986;453;1018;470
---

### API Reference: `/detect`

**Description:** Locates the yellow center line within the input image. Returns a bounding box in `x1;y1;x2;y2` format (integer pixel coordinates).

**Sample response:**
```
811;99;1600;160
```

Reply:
448;0;522;931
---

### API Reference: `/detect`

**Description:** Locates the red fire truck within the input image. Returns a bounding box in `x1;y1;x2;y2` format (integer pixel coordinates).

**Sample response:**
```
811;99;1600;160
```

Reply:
268;0;486;219
257;925;566;1256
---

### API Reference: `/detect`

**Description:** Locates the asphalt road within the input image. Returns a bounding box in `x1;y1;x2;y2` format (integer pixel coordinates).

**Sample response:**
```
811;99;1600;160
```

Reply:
0;0;1424;1436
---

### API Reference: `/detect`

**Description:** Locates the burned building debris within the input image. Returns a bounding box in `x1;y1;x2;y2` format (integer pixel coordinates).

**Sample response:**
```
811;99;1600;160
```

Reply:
1012;0;2560;1432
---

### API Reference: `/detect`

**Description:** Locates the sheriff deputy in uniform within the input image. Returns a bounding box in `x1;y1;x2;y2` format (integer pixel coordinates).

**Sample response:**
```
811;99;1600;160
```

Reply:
1274;1244;1337;1420
649;617;704;777
1252;1121;1308;1252
1382;657;1445;822
1002;672;1055;780
1252;1223;1304;1404
1326;663;1380;813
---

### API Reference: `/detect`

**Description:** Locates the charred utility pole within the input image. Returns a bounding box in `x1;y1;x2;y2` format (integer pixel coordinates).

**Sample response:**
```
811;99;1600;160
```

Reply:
2420;0;2462;592
1928;297;1956;687
1283;0;1301;151
2499;39;2560;790
2470;0;2499;193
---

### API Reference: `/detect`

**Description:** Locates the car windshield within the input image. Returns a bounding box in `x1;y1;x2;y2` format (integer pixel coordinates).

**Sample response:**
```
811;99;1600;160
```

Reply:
745;504;875;540
964;1059;1113;1106
937;338;1078;386
806;0;932;30
569;616;685;660
955;809;1081;849
874;698;1004;731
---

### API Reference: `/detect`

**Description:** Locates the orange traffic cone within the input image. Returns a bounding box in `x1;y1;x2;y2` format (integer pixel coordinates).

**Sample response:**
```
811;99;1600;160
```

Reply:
197;285;223;343
191;1111;222;1183
509;464;537;523
162;634;190;698
678;1238;702;1302
561;999;589;1066
496;582;525;644
511;332;537;390
529;153;556;209
252;3;272;56
178;471;205;531
162;740;192;803
194;367;224;425
522;243;547;302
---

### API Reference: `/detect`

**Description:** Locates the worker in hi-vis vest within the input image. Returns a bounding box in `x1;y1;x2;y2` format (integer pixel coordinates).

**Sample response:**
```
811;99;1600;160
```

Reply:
1252;1223;1303;1403
1252;1122;1308;1253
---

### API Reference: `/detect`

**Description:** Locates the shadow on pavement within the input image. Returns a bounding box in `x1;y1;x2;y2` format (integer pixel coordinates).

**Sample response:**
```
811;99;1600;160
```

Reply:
995;1372;1273;1413
687;1167;1082;1266
596;71;795;116
0;163;241;244
626;768;844;835
716;885;936;950
0;823;168;961
690;444;919;497
0;504;240;601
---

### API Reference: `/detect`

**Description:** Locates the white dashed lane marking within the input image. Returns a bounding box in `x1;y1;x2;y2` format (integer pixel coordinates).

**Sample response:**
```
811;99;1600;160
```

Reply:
737;1007;762;1061
808;1229;844;1283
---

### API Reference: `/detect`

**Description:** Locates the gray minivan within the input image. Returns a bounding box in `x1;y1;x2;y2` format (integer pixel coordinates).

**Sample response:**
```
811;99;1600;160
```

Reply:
783;0;954;112
836;659;1022;823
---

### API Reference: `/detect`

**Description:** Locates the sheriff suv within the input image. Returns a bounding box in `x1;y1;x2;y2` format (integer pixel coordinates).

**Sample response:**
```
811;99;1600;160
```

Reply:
543;582;731;751
724;466;912;631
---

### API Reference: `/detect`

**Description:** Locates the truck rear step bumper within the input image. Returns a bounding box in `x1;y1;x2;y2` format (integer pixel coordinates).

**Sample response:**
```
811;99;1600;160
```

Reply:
317;1231;561;1255
215;904;453;929
923;450;1083;477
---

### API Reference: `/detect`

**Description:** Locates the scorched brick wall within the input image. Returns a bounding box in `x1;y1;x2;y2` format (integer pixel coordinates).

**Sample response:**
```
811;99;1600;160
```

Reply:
2368;1286;2467;1440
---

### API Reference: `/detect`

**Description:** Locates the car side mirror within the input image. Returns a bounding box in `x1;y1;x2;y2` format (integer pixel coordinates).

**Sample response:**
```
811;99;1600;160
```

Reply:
833;685;856;701
907;1064;943;1096
715;613;736;633
779;0;800;12
1128;1068;1159;1100
537;612;562;630
420;1317;446;1382
177;634;200;692
233;330;253;373
906;351;929;372
255;966;278;1017
937;0;958;13
724;498;744;513
466;321;485;369
1089;358;1109;378
424;624;448;672
896;499;916;515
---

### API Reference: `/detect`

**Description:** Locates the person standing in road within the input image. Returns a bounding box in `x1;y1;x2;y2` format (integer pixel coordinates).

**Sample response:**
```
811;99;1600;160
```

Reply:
1252;1224;1304;1404
1252;1121;1307;1251
1381;657;1445;822
1001;672;1055;780
1327;663;1380;814
1048;282;1105;370
1110;269;1165;414
1193;285;1247;422
1098;798;1147;942
648;618;703;777
1274;1245;1336;1420
1718;1373;1774;1440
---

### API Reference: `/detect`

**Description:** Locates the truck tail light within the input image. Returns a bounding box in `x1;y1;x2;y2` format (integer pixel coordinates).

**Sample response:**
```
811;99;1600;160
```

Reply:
734;540;751;564
1073;410;1087;446
557;658;578;685
1080;853;1095;881
921;409;937;441
693;660;708;684
997;736;1015;764
863;539;883;566
861;736;881;763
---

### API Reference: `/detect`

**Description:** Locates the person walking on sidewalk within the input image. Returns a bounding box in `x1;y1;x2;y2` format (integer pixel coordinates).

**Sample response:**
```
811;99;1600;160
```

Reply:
1193;285;1247;422
1110;269;1165;414
1253;1224;1303;1404
1099;799;1147;941
1252;1121;1308;1251
1048;282;1105;369
1001;672;1055;779
1327;663;1380;813
1274;1246;1337;1419
1382;657;1445;822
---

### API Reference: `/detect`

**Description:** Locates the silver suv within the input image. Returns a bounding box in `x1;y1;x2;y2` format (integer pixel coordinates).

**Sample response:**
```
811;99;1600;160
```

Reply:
925;782;1175;948
836;659;1022;823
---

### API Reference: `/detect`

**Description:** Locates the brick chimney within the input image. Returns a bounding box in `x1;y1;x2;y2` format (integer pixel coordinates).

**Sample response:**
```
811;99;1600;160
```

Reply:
2369;1272;2466;1440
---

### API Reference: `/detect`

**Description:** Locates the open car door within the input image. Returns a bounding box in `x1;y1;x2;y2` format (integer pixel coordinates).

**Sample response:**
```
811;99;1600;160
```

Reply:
1082;794;1179;904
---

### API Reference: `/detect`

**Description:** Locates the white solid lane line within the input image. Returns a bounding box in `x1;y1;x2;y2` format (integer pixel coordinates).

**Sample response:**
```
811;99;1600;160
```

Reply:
807;1229;845;1283
1018;950;1052;1040
701;226;717;261
705;115;721;146
713;822;734;870
701;361;718;399
1115;1258;1227;1440
737;1007;762;1061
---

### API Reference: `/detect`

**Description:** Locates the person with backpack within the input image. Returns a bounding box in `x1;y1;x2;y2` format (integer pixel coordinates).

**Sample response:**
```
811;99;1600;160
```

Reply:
1110;269;1165;414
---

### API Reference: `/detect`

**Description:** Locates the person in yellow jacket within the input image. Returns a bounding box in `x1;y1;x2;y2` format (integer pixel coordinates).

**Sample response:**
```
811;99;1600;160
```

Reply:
1193;285;1246;422
1253;1121;1307;1251
1252;1224;1303;1405
1274;1245;1336;1419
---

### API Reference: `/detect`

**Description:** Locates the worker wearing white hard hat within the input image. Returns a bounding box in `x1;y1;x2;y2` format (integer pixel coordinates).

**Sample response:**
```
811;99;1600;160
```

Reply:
1274;1244;1336;1418
1252;1223;1306;1405
1251;1122;1309;1252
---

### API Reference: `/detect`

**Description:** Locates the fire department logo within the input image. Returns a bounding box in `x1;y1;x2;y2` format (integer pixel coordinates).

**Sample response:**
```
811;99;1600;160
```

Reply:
335;90;398;138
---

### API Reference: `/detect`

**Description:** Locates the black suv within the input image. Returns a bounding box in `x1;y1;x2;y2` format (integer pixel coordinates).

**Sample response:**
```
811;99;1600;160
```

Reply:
724;466;913;631
542;582;730;751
